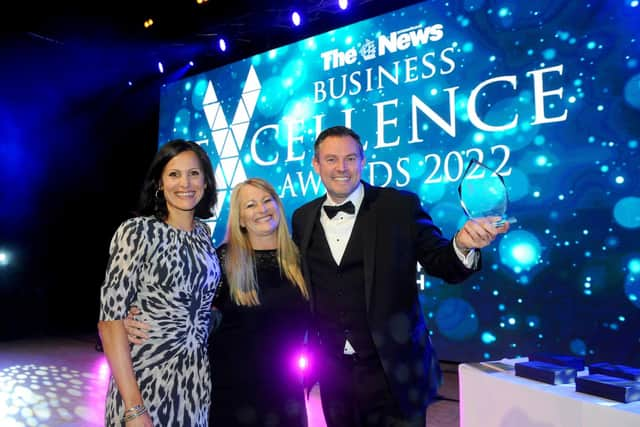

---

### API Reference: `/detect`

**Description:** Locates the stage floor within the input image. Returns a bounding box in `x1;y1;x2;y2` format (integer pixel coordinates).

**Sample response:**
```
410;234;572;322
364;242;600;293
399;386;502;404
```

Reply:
0;335;458;426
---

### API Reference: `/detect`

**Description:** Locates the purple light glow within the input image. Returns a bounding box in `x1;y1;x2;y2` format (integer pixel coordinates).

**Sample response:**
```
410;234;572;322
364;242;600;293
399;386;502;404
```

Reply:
96;356;111;382
298;354;308;370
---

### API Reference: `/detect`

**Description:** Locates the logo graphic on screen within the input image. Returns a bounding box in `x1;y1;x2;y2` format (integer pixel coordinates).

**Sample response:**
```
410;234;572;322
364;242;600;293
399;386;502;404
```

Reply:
321;23;444;70
377;24;444;56
201;65;262;235
359;40;376;61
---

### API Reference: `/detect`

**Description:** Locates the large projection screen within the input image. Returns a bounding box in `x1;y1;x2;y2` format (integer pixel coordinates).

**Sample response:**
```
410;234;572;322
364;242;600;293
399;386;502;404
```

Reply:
158;0;640;364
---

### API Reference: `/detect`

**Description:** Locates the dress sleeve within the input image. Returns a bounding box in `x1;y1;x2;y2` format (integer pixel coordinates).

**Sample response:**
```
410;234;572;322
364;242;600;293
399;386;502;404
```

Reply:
99;219;146;321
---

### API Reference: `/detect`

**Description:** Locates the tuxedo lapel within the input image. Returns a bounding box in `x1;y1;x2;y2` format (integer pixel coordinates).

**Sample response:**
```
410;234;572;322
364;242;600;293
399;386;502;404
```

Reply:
360;183;377;311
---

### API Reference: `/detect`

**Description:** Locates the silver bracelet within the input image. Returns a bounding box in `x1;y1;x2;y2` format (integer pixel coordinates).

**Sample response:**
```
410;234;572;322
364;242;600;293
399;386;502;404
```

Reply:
122;404;147;423
124;404;144;414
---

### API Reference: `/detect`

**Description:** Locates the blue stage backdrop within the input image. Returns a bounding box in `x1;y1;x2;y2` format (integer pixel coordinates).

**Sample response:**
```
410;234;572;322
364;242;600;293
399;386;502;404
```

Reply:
158;1;640;364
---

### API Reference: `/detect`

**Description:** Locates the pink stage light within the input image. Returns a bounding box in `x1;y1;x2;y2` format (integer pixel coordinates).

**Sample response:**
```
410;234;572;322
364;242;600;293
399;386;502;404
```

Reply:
297;354;309;371
98;357;111;382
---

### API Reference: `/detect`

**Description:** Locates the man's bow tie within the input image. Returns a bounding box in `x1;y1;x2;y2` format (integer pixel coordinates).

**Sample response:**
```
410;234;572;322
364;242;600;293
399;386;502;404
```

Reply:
323;201;355;219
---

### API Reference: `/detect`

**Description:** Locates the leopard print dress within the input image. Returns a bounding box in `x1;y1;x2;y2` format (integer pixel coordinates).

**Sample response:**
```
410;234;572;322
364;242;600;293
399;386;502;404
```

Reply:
99;216;220;426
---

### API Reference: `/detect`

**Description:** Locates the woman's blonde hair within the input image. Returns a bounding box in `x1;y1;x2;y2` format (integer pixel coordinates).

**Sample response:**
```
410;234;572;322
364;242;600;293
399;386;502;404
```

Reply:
224;178;308;306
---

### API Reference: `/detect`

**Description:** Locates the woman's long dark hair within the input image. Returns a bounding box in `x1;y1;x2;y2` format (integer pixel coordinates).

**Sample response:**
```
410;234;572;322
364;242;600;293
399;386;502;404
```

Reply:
137;139;217;219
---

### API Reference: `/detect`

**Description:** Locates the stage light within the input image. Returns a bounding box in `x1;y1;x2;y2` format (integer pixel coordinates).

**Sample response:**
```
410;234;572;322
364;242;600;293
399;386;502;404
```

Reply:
291;11;302;27
0;251;9;266
97;357;110;381
297;355;308;371
218;38;227;52
338;0;349;10
167;62;195;82
143;18;154;29
158;61;164;74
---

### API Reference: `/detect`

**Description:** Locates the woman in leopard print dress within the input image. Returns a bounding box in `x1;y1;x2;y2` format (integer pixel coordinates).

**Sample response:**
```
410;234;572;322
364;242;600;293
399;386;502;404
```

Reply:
98;140;221;426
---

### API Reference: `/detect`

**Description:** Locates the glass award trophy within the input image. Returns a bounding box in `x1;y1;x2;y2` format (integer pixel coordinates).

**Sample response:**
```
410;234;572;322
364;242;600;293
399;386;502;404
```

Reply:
458;159;517;227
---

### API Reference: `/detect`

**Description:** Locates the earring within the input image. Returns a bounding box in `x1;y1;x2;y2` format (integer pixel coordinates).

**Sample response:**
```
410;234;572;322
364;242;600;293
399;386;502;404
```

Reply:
155;189;163;199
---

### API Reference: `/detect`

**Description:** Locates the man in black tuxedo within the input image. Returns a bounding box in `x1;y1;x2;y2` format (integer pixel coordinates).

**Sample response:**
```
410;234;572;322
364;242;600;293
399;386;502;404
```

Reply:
292;126;509;426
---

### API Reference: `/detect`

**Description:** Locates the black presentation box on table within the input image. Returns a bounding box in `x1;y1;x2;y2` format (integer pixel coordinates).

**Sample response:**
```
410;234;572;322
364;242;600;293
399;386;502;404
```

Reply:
528;352;585;371
588;362;640;381
575;373;640;403
514;361;577;385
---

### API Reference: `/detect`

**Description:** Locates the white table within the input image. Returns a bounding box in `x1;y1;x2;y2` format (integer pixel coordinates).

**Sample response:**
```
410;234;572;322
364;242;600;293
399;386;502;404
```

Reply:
459;359;640;427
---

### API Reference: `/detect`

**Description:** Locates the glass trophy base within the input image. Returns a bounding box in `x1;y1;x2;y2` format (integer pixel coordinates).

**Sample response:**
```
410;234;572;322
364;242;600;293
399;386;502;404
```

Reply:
495;216;517;227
